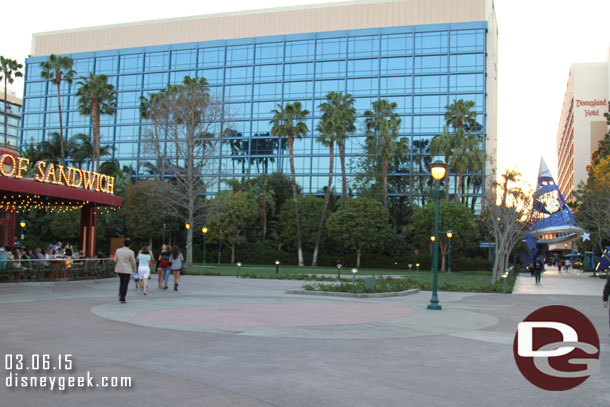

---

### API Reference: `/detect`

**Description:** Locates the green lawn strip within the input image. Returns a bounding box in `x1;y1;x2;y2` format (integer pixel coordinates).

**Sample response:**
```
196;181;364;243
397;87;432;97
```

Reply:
187;264;410;276
185;265;517;293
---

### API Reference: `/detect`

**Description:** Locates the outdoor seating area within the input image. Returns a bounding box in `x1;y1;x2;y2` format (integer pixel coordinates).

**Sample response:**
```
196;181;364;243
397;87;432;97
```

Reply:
0;258;114;281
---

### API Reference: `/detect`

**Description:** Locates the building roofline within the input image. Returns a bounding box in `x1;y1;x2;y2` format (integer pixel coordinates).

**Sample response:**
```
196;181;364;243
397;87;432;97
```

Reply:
32;0;394;38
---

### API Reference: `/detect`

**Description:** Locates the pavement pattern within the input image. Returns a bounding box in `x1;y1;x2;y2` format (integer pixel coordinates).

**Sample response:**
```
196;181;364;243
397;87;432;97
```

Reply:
0;268;609;407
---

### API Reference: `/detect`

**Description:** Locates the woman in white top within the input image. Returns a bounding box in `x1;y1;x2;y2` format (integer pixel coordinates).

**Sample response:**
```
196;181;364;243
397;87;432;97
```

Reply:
136;246;152;295
170;246;184;291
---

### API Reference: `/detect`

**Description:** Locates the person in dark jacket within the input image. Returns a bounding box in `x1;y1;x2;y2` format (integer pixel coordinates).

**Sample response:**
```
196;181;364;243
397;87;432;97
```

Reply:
534;257;543;284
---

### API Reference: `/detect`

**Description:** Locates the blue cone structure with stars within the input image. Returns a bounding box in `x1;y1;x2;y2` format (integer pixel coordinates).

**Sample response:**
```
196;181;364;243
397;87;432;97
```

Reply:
524;158;584;264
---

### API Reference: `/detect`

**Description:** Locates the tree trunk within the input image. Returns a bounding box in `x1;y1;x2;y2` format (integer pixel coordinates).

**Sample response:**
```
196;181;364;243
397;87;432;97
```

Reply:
445;154;450;200
231;244;235;265
92;94;100;172
382;150;389;209
261;197;267;245
312;142;334;267
457;171;465;203
288;134;304;266
339;143;348;207
356;247;361;269
440;238;447;272
186;226;193;266
57;82;65;166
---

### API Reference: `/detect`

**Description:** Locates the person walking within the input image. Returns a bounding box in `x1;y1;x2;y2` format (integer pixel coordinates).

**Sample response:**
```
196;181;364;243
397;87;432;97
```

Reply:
158;244;172;290
170;245;184;291
113;239;137;303
136;246;152;295
534;257;543;285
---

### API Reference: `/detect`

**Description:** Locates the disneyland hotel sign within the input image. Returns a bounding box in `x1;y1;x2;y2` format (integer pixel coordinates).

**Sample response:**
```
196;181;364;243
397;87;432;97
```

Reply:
576;98;607;118
0;155;115;195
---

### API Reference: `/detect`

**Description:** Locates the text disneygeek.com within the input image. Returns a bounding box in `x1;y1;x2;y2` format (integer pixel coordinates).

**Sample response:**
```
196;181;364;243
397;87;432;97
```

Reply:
3;354;132;391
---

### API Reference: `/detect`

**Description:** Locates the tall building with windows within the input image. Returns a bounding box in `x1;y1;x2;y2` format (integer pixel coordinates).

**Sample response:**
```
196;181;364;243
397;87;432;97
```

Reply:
1;88;22;149
22;0;497;208
556;54;609;202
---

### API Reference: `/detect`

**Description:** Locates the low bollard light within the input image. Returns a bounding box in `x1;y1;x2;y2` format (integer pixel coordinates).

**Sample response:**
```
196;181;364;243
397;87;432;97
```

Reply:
236;262;242;278
275;260;280;274
336;264;343;280
416;263;420;273
351;268;358;283
502;271;509;294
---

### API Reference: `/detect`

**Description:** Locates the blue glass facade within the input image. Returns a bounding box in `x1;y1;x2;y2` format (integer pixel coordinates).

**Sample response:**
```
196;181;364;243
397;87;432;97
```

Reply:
21;21;487;204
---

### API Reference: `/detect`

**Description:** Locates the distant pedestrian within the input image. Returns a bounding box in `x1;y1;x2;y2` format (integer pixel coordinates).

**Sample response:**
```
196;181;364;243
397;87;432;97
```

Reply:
113;239;137;303
136;246;152;295
170;246;184;291
158;244;172;290
0;248;7;270
557;259;562;273
602;277;610;335
566;259;570;271
534;257;543;284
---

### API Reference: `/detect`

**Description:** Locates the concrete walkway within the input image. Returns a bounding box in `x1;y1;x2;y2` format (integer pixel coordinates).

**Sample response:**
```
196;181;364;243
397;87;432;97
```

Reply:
1;274;609;407
513;265;605;296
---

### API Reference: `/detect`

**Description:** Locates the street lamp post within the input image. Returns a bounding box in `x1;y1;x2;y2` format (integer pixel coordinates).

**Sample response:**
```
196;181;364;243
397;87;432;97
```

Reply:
19;220;26;248
428;158;447;311
202;227;208;266
162;224;166;245
446;230;453;274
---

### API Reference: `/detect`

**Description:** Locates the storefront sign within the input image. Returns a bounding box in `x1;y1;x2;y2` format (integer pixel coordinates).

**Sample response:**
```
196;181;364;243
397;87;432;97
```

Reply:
0;155;115;195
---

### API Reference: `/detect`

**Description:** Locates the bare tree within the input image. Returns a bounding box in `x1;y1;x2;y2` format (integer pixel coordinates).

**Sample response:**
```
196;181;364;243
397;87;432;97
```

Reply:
482;176;532;284
140;77;227;266
575;184;610;252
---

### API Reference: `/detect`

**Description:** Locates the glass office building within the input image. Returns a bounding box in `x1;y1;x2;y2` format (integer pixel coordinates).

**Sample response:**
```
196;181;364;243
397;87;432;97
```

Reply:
1;90;22;149
21;1;496;208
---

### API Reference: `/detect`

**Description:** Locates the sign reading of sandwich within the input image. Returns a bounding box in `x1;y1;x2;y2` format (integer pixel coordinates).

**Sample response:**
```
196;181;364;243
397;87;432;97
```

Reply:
0;154;115;195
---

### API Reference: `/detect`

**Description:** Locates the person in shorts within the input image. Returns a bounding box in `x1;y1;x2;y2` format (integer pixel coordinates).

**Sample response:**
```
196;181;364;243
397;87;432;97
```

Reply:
136;246;152;295
158;245;172;290
170;245;184;291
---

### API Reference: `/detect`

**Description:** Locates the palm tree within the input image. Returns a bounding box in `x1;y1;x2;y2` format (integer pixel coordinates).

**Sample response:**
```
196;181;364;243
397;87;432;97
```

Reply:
270;102;309;266
76;73;117;172
429;126;453;200
445;99;477;132
500;168;522;207
68;133;113;169
0;56;23;146
251;174;276;245
364;99;402;209
40;54;75;166
333;94;356;208
68;133;93;168
312;92;356;266
444;99;480;203
412;138;431;206
39;132;69;163
453;131;485;203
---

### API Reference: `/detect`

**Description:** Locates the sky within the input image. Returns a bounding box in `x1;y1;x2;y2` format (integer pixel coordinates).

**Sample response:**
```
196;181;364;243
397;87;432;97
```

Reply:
1;0;609;189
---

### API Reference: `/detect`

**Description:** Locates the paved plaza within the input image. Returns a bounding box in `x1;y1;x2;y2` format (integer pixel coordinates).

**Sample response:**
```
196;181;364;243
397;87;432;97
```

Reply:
1;268;609;406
